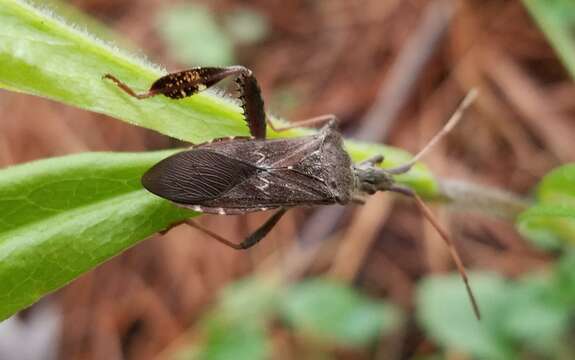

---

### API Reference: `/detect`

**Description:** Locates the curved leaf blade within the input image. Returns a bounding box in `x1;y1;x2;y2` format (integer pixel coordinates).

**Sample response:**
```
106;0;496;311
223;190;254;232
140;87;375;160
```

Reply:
0;151;193;320
0;0;247;143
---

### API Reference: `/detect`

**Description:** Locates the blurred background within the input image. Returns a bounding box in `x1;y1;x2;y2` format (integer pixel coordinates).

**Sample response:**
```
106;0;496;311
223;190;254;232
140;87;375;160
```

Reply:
1;0;575;359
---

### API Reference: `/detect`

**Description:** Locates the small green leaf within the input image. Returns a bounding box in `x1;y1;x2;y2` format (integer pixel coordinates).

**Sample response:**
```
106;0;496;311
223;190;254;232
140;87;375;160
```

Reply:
551;250;575;306
537;163;575;206
517;163;575;248
184;277;278;360
418;271;574;359
218;277;279;321
517;204;575;249
280;279;400;347
502;275;569;355
197;315;269;360
0;151;193;320
416;273;517;360
156;4;234;66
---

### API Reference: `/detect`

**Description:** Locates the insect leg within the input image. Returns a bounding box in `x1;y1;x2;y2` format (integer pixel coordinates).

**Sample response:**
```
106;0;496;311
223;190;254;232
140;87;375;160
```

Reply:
184;208;288;250
389;184;481;320
104;66;268;140
237;208;288;249
184;219;245;250
103;74;160;99
266;114;337;133
104;66;252;100
359;154;384;167
236;70;266;139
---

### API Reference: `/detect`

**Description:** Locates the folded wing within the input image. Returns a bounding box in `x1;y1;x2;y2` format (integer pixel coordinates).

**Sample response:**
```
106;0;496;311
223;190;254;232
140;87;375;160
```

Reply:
141;149;259;204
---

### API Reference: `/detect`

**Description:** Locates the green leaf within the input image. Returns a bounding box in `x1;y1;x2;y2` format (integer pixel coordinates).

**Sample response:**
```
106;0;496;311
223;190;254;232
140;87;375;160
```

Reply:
280;279;401;347
416;273;517;360
523;0;575;80
502;275;569;355
196;315;269;360
156;4;235;66
0;151;193;320
218;277;279;322
191;277;277;360
0;0;247;143
537;163;575;206
550;250;575;306
417;271;573;359
517;163;575;248
517;204;575;249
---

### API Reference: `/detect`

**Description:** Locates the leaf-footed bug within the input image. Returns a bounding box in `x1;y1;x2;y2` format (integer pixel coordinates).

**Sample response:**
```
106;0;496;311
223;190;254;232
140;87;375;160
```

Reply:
103;66;480;319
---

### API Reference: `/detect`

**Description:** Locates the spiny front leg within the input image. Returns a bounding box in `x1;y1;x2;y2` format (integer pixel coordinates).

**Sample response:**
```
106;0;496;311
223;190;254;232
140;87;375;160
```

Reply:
104;66;251;99
103;65;268;139
235;70;266;139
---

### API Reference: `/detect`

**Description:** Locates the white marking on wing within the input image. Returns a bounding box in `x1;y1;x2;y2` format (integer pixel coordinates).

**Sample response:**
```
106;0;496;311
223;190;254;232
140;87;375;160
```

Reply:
255;151;266;165
256;176;270;191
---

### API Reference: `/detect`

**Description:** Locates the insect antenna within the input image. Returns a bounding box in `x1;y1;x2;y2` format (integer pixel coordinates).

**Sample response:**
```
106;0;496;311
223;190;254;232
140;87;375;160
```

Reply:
387;89;478;175
391;185;481;320
385;89;480;319
412;193;481;319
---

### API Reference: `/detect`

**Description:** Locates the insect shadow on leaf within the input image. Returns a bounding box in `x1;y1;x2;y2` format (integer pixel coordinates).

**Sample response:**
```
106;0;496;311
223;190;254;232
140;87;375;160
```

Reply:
103;67;480;319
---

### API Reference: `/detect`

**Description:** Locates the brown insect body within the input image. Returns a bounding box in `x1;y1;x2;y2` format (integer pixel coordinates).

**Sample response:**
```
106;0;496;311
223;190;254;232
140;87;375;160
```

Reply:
103;66;481;319
142;121;355;215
